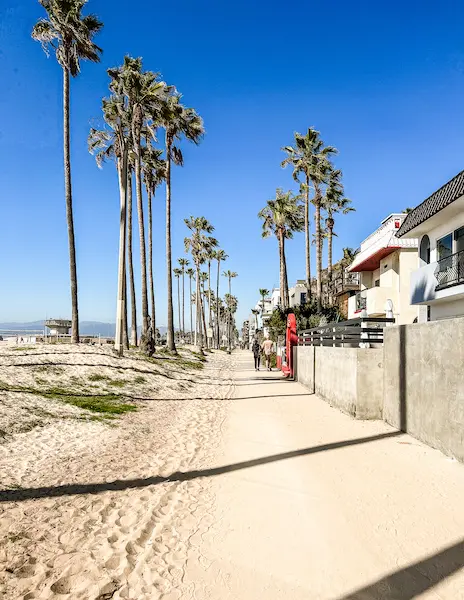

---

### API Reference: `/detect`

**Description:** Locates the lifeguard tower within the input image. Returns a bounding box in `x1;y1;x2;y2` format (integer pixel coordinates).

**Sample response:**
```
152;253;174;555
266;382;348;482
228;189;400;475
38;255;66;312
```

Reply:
45;319;72;336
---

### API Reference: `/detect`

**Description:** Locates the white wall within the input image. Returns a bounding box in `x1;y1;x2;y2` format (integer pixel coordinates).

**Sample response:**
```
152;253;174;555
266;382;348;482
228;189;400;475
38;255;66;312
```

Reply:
426;214;464;262
431;298;464;320
398;250;420;324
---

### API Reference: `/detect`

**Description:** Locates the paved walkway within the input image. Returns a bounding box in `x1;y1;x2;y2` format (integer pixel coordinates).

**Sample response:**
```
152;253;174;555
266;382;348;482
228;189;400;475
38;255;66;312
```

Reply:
184;350;464;599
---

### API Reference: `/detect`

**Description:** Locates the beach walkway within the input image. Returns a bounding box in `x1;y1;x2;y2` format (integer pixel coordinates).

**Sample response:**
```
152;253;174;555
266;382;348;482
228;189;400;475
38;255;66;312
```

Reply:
183;350;464;599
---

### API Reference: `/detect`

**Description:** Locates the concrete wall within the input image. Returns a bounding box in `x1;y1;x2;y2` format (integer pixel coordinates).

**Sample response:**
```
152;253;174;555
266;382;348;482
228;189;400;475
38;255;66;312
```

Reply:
295;346;383;419
384;318;464;462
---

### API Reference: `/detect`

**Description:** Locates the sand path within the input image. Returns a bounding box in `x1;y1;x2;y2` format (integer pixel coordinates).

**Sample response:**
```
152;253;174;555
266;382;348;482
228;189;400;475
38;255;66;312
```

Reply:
180;350;464;599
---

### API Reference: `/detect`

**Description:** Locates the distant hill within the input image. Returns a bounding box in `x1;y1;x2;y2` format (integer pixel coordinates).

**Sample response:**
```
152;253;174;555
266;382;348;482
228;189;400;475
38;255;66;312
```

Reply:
0;321;168;337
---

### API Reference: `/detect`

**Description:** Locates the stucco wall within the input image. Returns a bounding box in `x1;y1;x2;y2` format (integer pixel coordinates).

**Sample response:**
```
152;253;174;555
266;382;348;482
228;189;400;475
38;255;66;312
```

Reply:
398;250;421;324
383;319;464;462
295;347;383;419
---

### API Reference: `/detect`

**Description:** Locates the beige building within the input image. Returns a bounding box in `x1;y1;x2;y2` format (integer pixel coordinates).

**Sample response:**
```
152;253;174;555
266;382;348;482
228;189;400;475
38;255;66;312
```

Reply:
347;214;419;324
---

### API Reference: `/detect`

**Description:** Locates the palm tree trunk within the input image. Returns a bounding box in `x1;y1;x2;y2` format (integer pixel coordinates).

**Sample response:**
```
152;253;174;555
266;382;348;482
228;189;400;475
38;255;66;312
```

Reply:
195;262;201;348
127;171;137;347
189;275;193;342
278;230;289;310
115;152;128;356
165;134;176;352
328;226;333;282
208;261;212;328
216;259;220;348
201;282;208;346
123;258;129;349
177;277;181;341
134;143;149;338
228;278;232;351
181;272;185;336
63;67;79;344
315;186;323;311
148;190;156;344
305;174;311;302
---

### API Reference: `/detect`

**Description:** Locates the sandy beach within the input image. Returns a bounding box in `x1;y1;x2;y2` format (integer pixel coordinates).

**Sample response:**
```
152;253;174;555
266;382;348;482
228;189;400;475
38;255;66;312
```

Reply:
0;344;234;599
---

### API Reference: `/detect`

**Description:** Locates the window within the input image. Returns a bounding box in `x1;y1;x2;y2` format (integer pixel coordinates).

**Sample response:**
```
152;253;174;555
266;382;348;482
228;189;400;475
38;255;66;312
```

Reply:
374;279;380;287
455;227;464;254
419;235;431;264
437;234;453;261
300;292;307;305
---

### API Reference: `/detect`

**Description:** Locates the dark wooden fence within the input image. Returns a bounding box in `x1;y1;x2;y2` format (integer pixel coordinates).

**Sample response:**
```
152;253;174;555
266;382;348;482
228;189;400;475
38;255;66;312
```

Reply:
298;317;395;348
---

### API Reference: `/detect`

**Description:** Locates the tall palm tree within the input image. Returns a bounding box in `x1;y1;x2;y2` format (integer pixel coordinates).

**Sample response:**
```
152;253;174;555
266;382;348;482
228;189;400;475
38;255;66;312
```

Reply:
222;270;237;352
282;128;337;310
184;216;216;350
258;189;304;310
186;267;195;342
160;93;204;352
204;247;216;334
259;288;270;327
214;250;228;348
32;0;103;343
251;308;259;332
118;56;167;341
323;170;354;284
173;268;182;336
143;145;166;343
89;72;132;355
178;258;189;336
199;271;209;343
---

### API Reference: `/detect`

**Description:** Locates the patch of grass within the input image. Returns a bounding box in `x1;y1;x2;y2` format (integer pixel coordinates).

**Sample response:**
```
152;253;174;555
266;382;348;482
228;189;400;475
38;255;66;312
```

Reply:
11;346;35;352
88;373;107;382
0;382;136;416
134;376;146;384
107;379;127;388
34;365;64;375
175;359;204;370
34;377;47;385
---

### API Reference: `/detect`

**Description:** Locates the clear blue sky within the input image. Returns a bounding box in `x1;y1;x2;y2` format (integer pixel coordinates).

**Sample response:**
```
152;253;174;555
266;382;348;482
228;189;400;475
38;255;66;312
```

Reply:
1;0;464;327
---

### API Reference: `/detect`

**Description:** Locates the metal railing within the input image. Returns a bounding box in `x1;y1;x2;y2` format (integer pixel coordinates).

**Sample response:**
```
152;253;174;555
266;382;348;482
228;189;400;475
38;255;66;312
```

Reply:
435;249;464;290
331;272;360;296
299;317;395;348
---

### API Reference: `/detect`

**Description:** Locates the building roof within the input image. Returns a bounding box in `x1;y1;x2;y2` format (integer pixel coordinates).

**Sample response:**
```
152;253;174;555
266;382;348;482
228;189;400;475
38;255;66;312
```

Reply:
397;169;464;238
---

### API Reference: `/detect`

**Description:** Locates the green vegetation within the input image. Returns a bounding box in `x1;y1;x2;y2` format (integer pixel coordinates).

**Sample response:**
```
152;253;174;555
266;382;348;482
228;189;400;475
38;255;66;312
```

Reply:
88;373;107;382
0;381;136;415
134;375;146;384
11;347;35;352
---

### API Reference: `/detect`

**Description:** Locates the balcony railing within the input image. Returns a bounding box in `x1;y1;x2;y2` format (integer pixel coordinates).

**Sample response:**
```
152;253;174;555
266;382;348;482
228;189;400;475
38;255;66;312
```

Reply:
435;250;464;290
299;317;395;348
331;272;360;296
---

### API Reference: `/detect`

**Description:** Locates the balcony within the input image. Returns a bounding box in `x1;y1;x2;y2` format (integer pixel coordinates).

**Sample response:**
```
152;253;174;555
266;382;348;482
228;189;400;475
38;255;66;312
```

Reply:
410;252;464;306
349;286;392;318
331;272;360;296
435;250;464;290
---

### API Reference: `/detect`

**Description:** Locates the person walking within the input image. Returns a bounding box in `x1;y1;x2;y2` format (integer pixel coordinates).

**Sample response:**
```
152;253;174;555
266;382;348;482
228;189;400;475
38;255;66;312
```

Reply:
261;335;274;371
252;337;261;371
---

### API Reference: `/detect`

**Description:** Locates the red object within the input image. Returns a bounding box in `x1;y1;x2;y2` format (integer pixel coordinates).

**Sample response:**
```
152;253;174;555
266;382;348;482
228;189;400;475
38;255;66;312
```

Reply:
281;313;297;378
349;246;400;272
276;355;282;370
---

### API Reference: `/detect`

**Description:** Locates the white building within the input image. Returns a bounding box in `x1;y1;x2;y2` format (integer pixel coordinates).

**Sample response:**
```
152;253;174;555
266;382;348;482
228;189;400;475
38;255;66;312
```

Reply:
347;214;419;324
397;169;464;321
289;280;308;307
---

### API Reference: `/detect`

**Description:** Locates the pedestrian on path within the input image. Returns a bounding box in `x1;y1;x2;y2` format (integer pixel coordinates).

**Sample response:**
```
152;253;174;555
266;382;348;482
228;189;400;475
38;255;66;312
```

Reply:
252;337;261;371
261;335;274;371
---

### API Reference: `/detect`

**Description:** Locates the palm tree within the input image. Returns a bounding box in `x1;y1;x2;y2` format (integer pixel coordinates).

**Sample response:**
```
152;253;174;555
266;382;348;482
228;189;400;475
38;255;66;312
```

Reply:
204;247;216;335
323;170;354;284
173;268;182;336
88;71;132;355
32;0;103;343
259;288;270;327
251;308;259;332
178;258;190;336
186;267;195;342
222;270;237;352
199;271;209;343
282;128;337;310
214;250;228;348
258;189;304;310
160;93;204;352
184;216;216;350
143;145;166;343
118;56;167;341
